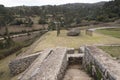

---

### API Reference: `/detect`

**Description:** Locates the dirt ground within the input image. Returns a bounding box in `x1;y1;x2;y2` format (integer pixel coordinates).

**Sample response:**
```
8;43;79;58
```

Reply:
63;65;92;80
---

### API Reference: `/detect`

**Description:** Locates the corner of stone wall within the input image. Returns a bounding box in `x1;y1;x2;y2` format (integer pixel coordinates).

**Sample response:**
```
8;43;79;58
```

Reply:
67;48;74;54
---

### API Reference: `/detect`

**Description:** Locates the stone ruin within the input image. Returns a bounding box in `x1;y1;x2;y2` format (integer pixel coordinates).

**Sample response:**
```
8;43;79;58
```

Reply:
67;28;80;36
83;46;120;80
86;29;93;36
9;46;120;80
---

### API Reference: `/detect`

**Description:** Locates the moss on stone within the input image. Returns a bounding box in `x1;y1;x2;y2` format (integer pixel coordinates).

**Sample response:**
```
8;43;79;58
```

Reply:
95;67;103;80
86;62;92;75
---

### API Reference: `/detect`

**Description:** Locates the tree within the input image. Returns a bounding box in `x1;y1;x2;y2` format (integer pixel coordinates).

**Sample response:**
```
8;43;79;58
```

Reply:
38;17;47;29
54;22;61;36
24;17;33;27
0;5;14;48
100;0;120;21
75;17;81;24
48;21;56;30
54;16;64;36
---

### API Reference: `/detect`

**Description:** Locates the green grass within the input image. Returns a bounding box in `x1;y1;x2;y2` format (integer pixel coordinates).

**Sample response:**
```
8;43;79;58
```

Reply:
0;32;45;80
0;41;35;80
99;46;120;59
96;28;120;38
33;30;120;52
0;53;16;80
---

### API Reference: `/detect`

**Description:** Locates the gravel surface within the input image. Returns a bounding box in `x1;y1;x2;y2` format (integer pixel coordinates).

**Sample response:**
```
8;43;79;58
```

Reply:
63;65;92;80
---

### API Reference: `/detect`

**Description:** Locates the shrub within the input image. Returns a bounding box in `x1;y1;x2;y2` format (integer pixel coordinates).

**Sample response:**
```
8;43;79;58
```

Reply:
38;19;47;24
11;19;24;25
0;44;22;59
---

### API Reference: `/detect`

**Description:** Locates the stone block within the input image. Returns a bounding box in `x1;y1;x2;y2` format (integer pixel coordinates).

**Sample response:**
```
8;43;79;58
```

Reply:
67;28;80;36
67;48;74;54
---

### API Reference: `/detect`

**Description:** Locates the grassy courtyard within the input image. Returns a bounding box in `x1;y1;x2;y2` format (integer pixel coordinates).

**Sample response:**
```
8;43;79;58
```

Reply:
33;30;120;52
99;46;120;59
96;28;120;38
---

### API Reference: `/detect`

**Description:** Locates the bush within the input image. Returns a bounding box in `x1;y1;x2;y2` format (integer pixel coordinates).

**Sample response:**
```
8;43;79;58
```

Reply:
48;22;56;30
11;19;24;25
0;30;47;60
38;19;47;24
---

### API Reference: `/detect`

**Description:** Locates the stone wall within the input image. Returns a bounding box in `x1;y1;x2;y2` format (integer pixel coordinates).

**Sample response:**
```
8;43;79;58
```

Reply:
19;48;68;80
9;52;41;76
18;49;53;80
67;48;74;54
86;29;93;36
83;46;120;80
68;54;84;65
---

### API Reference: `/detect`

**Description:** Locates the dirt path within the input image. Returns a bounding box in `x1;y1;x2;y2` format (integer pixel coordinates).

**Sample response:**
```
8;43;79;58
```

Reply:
89;26;120;31
63;65;92;80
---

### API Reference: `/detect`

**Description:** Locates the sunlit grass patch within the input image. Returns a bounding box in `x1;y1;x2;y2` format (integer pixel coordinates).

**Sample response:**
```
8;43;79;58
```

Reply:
0;53;16;80
96;28;120;38
33;30;120;52
99;46;120;59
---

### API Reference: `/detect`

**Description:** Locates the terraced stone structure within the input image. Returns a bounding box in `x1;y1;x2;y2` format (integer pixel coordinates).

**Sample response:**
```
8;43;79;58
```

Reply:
9;46;120;80
19;48;68;80
83;46;120;80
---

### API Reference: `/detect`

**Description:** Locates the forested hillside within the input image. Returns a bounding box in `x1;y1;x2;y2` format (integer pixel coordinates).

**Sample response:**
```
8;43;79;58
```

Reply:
101;0;120;21
0;0;120;28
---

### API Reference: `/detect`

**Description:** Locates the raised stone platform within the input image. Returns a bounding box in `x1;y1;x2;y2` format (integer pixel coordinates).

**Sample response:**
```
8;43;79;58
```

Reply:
18;49;53;80
19;48;67;80
83;46;120;80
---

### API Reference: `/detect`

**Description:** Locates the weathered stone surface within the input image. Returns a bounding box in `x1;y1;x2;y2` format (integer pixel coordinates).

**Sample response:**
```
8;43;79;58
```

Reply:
67;48;74;54
67;28;80;36
83;46;120;80
19;48;67;80
18;49;52;80
78;46;85;53
9;52;41;76
86;29;93;36
67;54;84;64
